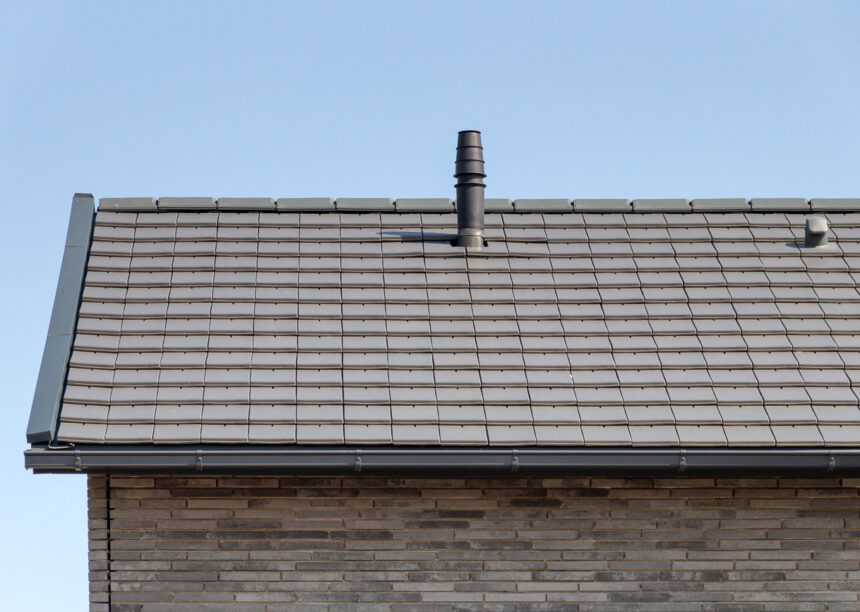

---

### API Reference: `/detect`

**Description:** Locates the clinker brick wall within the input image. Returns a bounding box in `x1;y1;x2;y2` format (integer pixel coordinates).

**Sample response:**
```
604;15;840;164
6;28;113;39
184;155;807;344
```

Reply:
89;474;860;612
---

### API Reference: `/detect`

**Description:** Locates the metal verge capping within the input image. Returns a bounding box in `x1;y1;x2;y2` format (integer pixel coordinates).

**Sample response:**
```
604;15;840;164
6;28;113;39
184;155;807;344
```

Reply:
24;445;860;476
27;194;95;443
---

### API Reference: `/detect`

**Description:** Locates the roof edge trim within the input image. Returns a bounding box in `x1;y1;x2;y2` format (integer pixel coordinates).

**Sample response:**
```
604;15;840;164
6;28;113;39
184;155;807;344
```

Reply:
27;194;95;443
25;445;860;476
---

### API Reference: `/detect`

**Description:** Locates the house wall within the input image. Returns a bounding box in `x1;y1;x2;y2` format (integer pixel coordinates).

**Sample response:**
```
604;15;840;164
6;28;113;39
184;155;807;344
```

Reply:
88;474;860;612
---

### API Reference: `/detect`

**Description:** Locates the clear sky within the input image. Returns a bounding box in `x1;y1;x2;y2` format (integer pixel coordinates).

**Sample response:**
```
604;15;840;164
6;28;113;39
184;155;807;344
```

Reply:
2;0;859;607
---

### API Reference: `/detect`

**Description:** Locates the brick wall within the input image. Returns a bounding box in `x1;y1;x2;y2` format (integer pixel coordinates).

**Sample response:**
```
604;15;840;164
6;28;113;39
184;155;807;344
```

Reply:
88;474;860;612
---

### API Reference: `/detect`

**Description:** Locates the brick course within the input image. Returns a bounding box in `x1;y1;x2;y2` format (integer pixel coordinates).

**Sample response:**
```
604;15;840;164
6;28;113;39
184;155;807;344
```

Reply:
89;475;860;611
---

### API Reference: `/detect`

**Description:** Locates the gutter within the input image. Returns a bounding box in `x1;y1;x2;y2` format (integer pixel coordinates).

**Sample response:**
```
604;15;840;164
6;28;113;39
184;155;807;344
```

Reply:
24;445;860;476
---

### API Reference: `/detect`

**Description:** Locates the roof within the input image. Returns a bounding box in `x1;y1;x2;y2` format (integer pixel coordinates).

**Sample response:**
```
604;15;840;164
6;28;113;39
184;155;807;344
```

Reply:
24;194;860;474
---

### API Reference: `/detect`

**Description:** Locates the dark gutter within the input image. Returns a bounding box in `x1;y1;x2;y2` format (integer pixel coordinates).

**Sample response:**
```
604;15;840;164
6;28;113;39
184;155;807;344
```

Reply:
26;194;95;443
24;445;860;476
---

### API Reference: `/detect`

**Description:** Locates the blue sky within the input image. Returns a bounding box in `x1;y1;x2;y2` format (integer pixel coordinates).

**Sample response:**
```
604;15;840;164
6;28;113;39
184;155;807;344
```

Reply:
2;1;859;607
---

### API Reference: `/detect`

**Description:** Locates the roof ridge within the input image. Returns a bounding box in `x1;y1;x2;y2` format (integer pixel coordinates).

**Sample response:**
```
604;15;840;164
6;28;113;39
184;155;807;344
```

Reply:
97;197;860;214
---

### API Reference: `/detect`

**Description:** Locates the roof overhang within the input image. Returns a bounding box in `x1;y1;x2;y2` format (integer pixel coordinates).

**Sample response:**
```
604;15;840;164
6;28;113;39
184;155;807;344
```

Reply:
24;444;860;476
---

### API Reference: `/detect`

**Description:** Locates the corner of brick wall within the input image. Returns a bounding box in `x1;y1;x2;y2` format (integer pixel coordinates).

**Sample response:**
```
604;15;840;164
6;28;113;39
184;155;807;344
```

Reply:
87;474;109;612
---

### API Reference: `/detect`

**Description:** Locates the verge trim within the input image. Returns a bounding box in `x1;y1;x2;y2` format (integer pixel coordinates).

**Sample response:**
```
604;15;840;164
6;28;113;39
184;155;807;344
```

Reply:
26;194;95;443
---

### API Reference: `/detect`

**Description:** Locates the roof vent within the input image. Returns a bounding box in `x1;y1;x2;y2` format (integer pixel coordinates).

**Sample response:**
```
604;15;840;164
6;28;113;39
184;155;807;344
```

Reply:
805;216;829;248
454;130;486;249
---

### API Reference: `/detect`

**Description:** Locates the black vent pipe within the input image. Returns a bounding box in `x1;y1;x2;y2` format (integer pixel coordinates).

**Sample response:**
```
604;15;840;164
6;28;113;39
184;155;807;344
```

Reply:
454;130;486;249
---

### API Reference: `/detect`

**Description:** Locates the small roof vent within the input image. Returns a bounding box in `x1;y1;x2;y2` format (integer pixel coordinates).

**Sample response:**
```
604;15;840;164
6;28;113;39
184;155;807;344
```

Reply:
805;216;829;248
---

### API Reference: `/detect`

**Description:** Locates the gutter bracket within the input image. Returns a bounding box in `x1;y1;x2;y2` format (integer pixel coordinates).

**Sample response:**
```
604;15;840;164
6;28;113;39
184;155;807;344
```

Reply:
354;450;362;473
74;449;82;472
828;453;836;472
678;450;687;473
195;450;203;472
511;450;519;473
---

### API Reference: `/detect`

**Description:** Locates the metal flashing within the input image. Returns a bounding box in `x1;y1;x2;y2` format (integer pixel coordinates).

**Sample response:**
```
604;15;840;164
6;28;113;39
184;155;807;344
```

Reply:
24;444;860;476
98;197;157;211
27;194;95;443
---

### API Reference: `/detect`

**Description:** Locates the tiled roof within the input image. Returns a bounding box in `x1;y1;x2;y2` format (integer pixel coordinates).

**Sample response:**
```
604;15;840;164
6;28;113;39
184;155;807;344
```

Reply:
52;199;860;447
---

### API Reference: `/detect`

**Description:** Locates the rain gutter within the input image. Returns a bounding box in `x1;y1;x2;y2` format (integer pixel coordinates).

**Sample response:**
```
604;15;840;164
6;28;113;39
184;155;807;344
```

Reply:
24;445;860;476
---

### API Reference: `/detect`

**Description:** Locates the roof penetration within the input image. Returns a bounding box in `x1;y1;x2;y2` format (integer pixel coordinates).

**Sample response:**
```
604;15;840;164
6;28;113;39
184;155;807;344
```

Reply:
44;198;860;450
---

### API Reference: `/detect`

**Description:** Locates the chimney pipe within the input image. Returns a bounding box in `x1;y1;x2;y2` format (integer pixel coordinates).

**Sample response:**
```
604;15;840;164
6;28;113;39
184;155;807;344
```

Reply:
454;130;486;249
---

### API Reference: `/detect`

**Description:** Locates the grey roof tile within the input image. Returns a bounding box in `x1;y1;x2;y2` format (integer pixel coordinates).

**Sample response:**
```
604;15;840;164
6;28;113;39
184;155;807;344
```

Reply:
573;199;631;213
483;198;514;213
394;198;454;212
344;423;392;444
671;404;721;424
667;387;717;405
439;424;488;445
533;425;584;445
629;425;679;445
723;425;775;446
336;198;395;212
676;425;727;446
513;199;572;213
276;198;335;211
344;404;390;423
392;424;440;444
719;404;769;424
296;424;343;444
158;197;215;210
631;199;690;213
578;405;626;424
749;198;810;212
624;404;674;424
818;425;860;445
770;425;823;446
391;404;437;423
581;425;631;445
487;424;536;445
57;421;107;443
248;404;296;424
691;198;750;212
246;424;295;443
